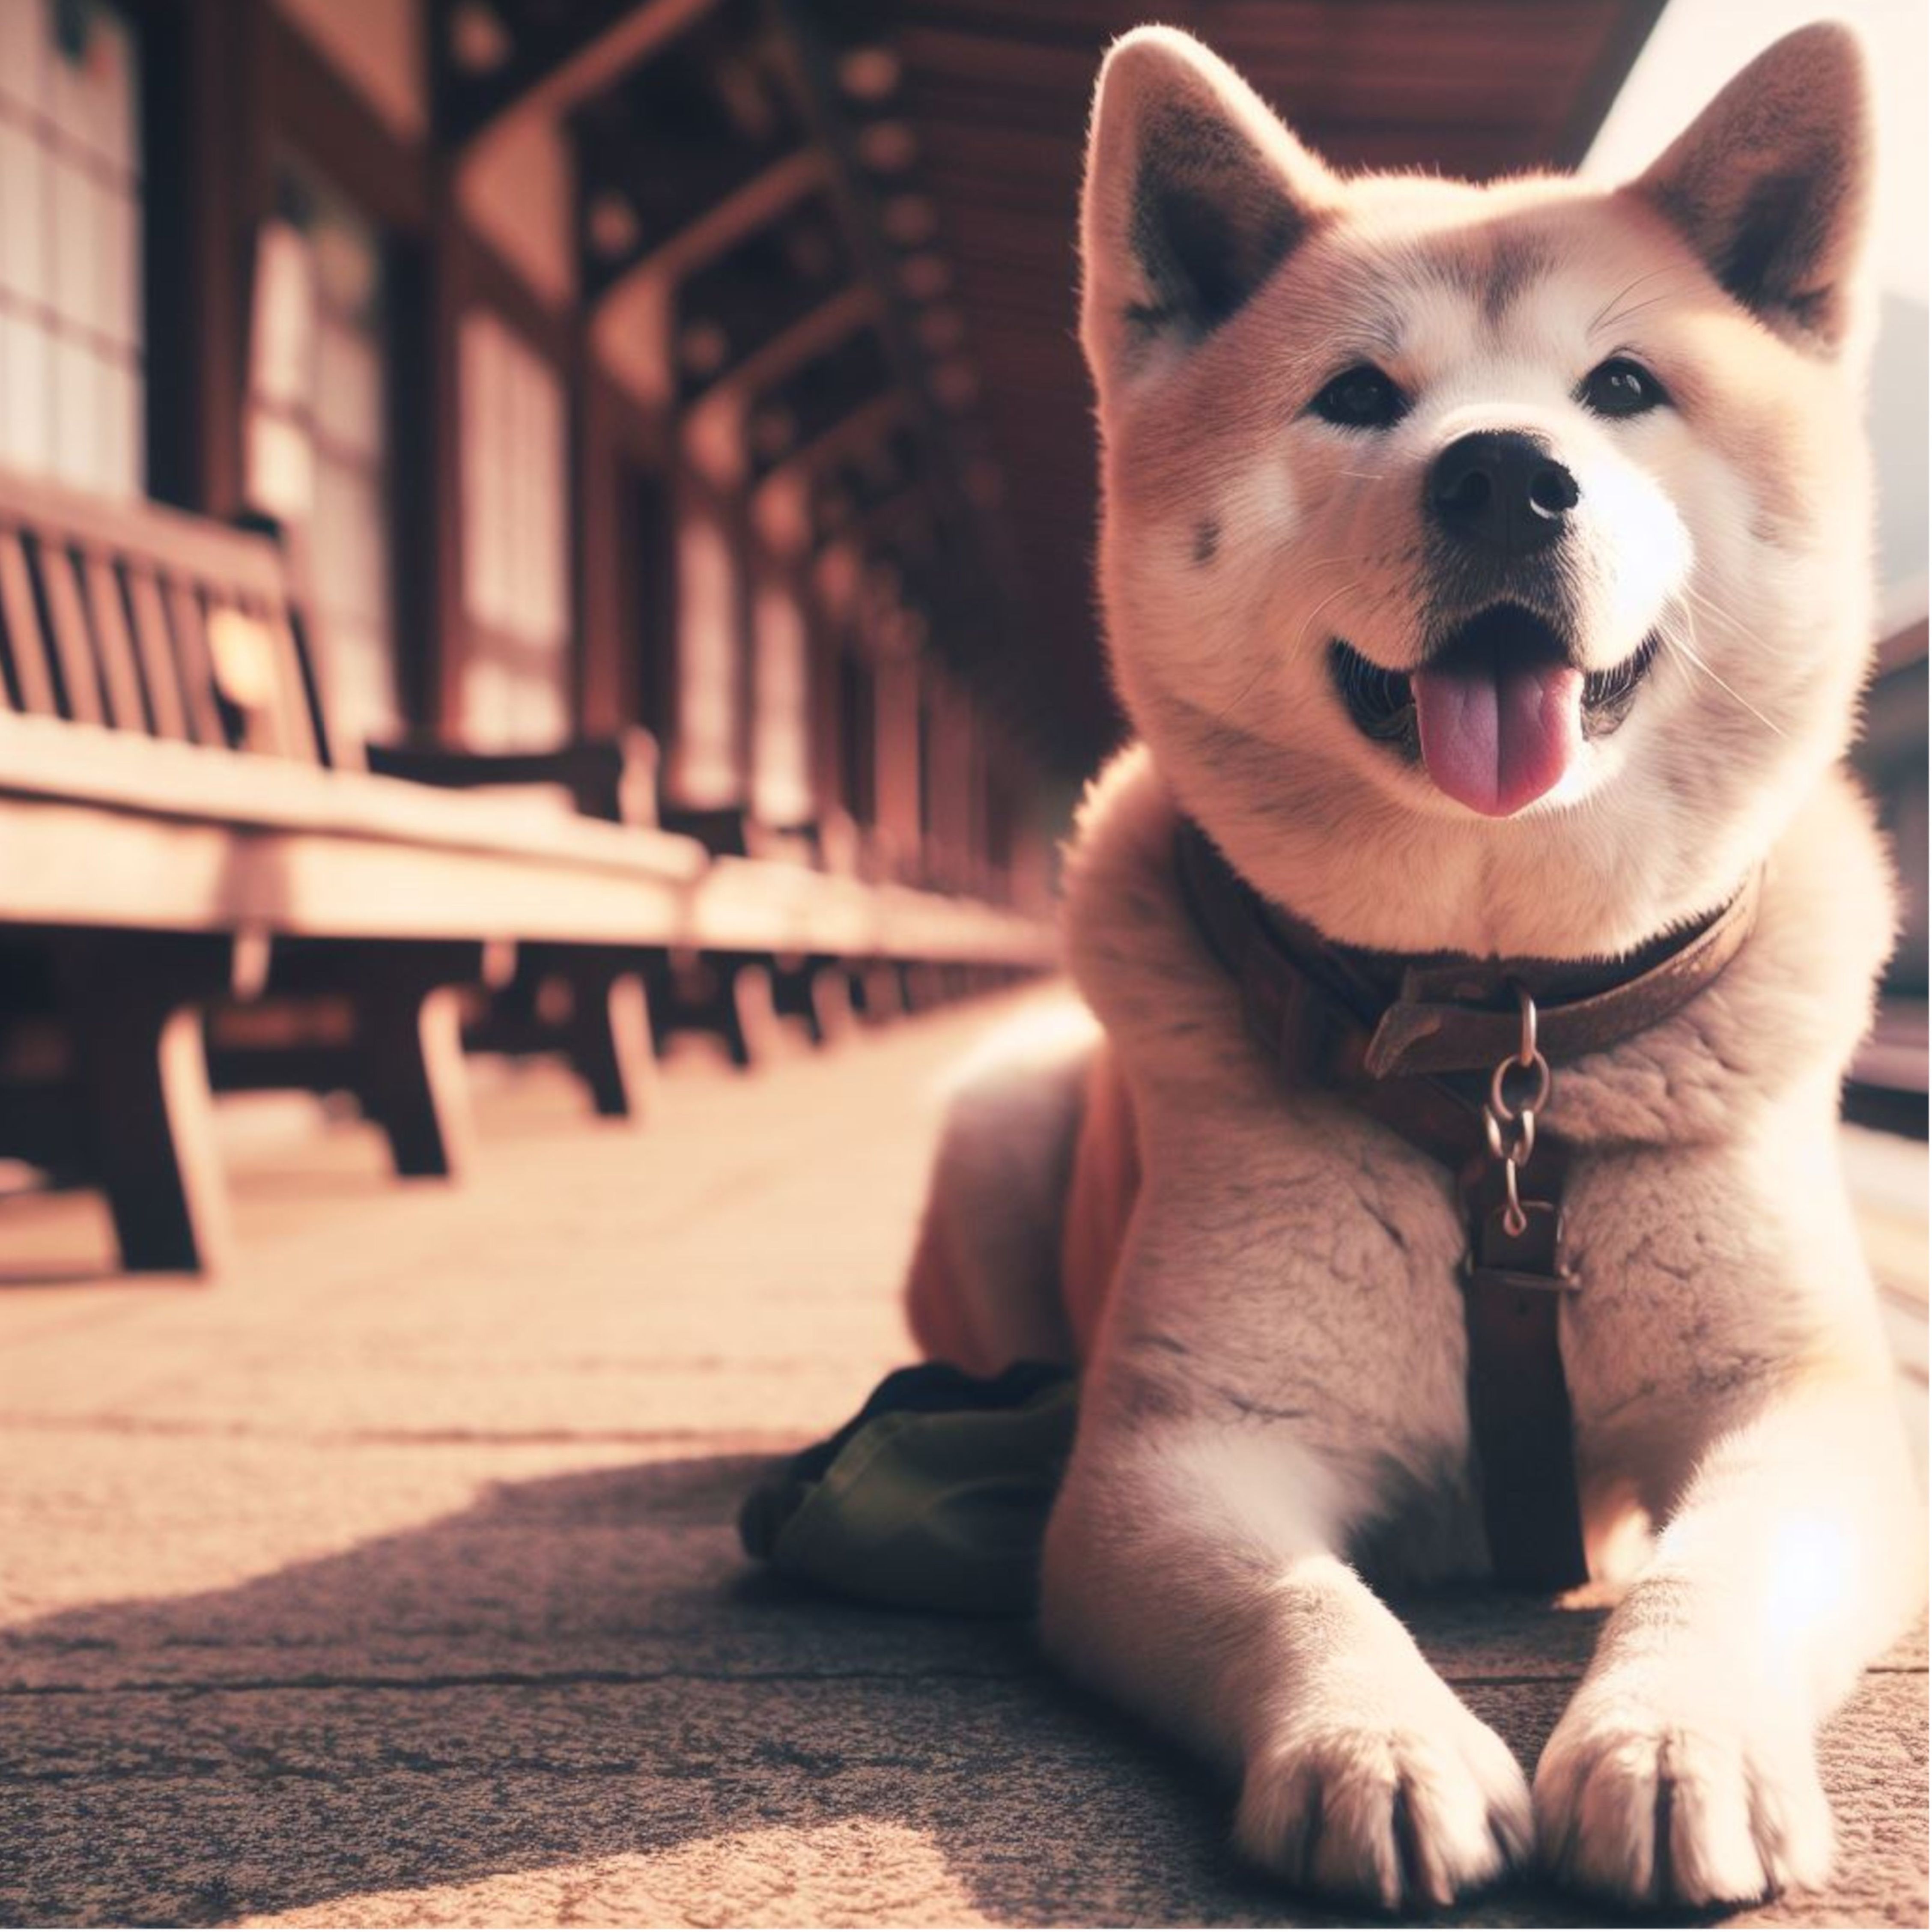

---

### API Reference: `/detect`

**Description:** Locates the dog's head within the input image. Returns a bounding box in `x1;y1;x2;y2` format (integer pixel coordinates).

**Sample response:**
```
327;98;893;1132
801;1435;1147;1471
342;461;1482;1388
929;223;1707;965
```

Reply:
1081;24;1879;957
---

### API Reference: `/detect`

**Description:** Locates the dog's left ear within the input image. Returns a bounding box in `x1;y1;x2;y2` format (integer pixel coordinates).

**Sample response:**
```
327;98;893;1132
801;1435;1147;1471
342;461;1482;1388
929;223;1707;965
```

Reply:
1080;27;1336;402
1627;22;1875;357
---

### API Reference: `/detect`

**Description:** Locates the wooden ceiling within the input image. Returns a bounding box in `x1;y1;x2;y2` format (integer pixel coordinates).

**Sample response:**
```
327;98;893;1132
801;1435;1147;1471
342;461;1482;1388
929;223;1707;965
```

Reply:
887;0;1666;771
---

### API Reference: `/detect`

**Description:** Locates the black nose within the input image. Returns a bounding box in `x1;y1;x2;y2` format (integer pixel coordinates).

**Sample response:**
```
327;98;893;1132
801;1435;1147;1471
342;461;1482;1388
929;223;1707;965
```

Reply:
1427;431;1579;555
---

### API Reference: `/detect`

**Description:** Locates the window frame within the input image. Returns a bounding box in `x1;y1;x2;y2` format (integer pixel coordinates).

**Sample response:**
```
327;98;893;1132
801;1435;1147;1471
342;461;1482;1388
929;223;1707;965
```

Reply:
0;0;147;498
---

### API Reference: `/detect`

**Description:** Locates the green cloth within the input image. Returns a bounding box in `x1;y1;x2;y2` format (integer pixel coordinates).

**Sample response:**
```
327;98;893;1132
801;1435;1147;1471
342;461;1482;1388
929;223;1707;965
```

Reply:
739;1362;1078;1615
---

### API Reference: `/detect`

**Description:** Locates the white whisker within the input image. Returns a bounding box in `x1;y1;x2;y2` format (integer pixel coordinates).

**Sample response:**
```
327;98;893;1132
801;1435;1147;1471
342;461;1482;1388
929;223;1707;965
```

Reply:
1658;605;1787;738
1586;262;1696;336
1675;584;1810;664
1290;580;1365;658
1215;579;1363;731
1592;268;1715;340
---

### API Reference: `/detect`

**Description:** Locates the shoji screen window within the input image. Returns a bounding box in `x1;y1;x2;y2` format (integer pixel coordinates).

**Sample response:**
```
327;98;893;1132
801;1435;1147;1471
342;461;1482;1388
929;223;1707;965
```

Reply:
0;0;143;495
751;578;811;829
246;163;398;751
458;311;571;749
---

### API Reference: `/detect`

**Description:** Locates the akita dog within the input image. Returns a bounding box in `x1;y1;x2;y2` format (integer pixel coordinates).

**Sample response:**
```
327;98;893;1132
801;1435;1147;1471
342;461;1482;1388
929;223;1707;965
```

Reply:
903;21;1923;1912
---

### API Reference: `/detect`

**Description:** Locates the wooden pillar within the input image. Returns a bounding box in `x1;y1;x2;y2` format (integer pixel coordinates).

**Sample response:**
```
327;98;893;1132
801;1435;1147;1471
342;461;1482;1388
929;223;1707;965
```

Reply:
147;0;264;517
921;669;978;893
983;741;1021;905
575;366;676;742
426;170;469;739
921;668;953;889
948;686;977;892
808;543;868;855
963;704;990;900
806;591;847;832
576;364;628;738
873;641;923;882
1009;777;1056;917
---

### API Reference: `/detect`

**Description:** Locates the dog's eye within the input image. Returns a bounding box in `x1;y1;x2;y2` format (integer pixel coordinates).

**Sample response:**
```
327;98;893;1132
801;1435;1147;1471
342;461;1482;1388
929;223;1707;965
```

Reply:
1579;358;1667;419
1312;365;1406;430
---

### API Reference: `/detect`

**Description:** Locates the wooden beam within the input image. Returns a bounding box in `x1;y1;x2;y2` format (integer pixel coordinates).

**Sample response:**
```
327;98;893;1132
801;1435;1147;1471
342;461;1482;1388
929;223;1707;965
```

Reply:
871;647;922;883
750;330;893;477
692;282;879;407
755;393;909;499
836;486;936;563
438;0;717;152
590;146;828;315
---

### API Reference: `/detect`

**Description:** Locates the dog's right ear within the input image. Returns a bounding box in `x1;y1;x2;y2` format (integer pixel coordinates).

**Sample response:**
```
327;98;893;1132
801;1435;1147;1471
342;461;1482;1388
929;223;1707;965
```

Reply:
1080;28;1334;401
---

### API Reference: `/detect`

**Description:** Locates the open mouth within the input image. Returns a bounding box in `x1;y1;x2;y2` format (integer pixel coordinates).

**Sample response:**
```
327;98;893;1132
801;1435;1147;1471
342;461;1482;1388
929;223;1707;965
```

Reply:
1328;604;1657;817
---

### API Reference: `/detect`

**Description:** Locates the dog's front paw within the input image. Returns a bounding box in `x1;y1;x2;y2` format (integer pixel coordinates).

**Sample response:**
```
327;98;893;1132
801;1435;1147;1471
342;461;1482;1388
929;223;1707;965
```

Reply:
1236;1690;1532;1908
1535;1678;1833;1906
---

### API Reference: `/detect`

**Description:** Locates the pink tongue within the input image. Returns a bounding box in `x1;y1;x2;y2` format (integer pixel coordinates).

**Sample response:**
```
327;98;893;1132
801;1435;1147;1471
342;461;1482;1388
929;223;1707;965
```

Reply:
1411;657;1585;817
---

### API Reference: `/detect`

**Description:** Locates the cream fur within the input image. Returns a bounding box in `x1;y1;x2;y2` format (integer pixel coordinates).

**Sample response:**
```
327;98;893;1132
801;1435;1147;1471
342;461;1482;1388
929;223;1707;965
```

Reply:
903;20;1923;1914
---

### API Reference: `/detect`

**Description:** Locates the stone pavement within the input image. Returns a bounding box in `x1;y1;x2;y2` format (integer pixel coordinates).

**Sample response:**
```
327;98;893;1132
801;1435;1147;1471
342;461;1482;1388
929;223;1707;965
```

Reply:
0;988;1923;1928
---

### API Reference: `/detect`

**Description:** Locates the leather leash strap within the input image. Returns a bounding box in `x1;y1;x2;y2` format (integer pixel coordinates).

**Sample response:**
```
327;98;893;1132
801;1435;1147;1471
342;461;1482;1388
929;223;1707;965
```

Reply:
1459;1141;1585;1589
1172;818;1760;1591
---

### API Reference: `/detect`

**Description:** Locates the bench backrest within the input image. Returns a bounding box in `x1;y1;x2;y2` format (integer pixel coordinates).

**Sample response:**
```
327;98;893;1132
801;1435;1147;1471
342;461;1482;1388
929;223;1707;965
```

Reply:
0;467;350;769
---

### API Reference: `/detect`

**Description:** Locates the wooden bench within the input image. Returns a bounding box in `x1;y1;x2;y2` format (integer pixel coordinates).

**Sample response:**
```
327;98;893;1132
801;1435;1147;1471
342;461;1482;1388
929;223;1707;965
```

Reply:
373;776;1058;1069
648;804;872;1058
0;471;709;1273
0;469;1056;1273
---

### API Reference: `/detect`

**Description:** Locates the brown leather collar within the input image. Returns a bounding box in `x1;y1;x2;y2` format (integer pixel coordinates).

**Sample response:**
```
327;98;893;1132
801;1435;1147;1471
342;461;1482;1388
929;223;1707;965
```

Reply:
1175;815;1761;1092
1172;814;1761;1594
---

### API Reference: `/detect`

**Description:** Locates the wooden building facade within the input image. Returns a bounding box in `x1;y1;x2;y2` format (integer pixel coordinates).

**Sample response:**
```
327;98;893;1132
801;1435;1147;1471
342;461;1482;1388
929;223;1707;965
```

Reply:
0;0;1053;908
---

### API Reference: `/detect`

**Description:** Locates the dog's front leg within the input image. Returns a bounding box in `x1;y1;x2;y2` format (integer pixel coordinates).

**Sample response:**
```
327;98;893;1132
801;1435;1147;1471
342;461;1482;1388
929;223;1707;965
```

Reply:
1041;1398;1532;1907
1536;1373;1923;1906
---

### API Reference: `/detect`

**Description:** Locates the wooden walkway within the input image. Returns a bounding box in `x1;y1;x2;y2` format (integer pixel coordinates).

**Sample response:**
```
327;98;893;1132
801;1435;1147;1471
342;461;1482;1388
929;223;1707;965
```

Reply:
0;989;1923;1927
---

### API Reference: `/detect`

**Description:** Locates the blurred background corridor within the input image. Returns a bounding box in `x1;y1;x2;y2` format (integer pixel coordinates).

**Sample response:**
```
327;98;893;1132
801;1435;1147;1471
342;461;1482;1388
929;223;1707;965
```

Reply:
0;0;1923;1271
0;1;1923;1924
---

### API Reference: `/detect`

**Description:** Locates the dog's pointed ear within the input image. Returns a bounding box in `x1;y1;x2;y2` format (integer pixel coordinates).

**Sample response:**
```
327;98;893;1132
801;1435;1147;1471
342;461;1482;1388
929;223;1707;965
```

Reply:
1081;28;1334;399
1627;23;1875;356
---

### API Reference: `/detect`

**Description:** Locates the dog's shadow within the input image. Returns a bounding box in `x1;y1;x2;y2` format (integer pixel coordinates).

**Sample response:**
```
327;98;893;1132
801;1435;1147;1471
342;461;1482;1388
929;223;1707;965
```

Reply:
0;1453;1874;1928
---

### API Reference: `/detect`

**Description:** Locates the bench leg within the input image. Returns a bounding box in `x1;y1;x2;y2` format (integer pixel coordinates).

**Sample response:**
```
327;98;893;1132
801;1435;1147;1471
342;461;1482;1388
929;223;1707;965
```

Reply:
898;961;944;1014
209;940;493;1182
769;957;818;1044
563;964;655;1120
356;981;474;1178
857;961;902;1023
457;948;655;1124
810;962;856;1044
650;954;780;1070
728;961;781;1069
770;957;853;1048
54;934;237;1275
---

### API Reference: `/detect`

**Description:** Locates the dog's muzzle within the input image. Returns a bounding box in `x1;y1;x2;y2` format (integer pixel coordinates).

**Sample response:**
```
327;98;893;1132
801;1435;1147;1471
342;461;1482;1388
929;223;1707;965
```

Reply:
1328;605;1658;817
